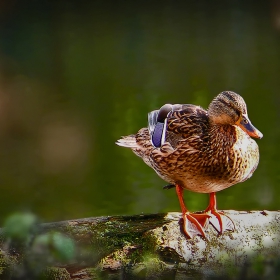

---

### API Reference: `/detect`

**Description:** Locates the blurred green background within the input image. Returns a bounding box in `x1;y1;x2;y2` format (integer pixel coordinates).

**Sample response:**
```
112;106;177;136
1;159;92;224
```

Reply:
0;0;279;223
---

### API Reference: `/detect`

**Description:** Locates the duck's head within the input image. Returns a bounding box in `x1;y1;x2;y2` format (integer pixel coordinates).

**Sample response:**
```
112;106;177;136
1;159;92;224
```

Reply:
208;91;263;139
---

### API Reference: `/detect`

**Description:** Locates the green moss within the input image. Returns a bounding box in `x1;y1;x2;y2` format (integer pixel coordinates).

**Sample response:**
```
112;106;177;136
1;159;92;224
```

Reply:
57;215;168;265
0;249;14;277
92;221;166;278
56;217;163;279
130;253;177;279
44;267;70;280
98;234;159;269
86;267;103;279
91;221;154;254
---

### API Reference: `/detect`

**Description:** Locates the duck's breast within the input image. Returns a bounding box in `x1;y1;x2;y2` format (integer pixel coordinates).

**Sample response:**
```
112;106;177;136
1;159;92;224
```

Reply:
231;126;260;182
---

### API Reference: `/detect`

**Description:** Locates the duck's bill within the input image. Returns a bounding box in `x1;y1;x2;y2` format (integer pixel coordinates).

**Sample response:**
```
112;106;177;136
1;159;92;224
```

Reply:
239;119;263;139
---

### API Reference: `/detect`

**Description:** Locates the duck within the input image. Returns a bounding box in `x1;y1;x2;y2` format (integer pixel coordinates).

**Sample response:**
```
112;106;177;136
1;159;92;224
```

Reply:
116;91;263;238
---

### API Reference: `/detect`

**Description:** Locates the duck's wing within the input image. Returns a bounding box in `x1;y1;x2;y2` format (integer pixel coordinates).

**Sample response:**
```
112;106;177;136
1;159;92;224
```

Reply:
148;104;209;150
166;104;209;149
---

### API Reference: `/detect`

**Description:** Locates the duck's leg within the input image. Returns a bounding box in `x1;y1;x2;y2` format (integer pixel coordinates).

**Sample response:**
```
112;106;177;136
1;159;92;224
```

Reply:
175;185;211;238
205;192;235;233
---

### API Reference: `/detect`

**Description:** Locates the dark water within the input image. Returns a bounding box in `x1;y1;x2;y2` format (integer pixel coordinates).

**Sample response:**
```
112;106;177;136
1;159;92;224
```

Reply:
0;1;279;223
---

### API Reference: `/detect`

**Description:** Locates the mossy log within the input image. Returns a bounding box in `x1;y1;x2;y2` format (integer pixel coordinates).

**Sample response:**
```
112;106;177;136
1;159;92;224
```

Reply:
1;210;280;279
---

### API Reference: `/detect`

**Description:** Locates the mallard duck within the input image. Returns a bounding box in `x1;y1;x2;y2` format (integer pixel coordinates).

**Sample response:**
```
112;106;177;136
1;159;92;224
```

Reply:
116;91;263;238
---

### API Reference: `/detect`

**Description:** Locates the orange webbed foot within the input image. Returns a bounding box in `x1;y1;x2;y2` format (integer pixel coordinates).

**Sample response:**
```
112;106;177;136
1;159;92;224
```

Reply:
180;212;211;239
208;210;235;234
175;185;234;239
206;193;235;234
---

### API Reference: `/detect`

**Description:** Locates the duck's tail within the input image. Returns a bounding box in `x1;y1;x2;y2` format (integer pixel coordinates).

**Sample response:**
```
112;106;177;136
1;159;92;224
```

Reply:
115;135;138;148
116;129;156;168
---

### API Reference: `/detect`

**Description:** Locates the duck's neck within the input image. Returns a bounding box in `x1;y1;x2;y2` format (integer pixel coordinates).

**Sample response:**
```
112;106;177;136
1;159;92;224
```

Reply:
209;124;237;147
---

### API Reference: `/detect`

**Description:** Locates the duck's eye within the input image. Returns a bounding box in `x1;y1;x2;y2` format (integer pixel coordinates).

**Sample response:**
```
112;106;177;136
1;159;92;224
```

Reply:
242;118;248;124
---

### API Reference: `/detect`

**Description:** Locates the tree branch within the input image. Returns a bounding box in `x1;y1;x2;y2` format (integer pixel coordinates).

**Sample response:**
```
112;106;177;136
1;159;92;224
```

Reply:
1;210;280;279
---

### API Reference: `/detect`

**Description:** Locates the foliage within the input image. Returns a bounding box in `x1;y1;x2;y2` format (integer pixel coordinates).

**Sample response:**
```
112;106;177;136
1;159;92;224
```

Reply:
1;213;76;279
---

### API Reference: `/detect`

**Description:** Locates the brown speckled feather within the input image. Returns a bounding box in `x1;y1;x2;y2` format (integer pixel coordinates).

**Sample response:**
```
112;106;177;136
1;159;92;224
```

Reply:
165;105;209;150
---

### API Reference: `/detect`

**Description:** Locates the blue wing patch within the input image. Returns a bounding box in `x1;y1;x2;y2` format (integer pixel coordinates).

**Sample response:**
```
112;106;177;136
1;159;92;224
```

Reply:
148;104;173;148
